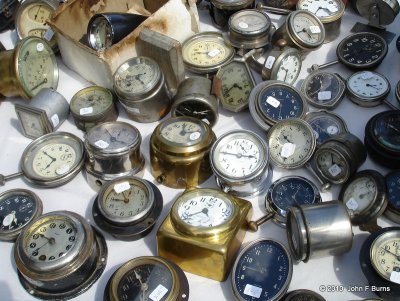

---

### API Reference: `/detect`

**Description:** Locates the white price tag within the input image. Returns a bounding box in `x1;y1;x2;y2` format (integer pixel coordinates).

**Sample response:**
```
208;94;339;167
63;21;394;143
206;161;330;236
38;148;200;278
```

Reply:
238;22;249;29
94;140;109;149
36;42;44;52
318;91;332;101
43;28;55;41
346;198;359;211
51;114;59;127
313;130;319;140
80;107;93;115
56;164;70;175
244;284;262;298
114;182;130;194
265;56;276;69
2;213;14;227
328;164;342;177
128;107;140;114
149;284;169;301
308;26;321;34
190;132;201;140
390;271;400;284
266;96;280;108
361;71;374;80
281;143;296;158
208;48;220;57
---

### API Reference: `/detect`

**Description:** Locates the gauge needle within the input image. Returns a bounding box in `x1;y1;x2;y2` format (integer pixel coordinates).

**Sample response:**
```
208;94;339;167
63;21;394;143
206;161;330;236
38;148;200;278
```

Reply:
134;269;148;301
296;28;313;38
134;73;146;86
31;78;48;91
282;133;292;143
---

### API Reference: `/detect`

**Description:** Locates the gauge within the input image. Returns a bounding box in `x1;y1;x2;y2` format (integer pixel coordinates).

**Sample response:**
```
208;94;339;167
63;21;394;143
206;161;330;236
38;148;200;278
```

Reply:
353;0;400;26
339;170;387;226
70;86;118;132
231;239;293;301
304;110;348;146
301;70;346;109
209;0;255;28
182;31;235;74
249;81;307;131
267;118;316;169
0;189;42;242
214;59;256;112
159;117;207;147
14;210;107;299
210;129;271;197
283;289;326;301
384;170;400;224
314;145;351;183
104;256;189;301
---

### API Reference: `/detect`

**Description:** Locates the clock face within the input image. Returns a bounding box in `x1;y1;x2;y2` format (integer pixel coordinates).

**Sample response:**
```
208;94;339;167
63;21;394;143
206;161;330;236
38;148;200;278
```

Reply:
316;149;348;181
160;119;206;146
17;110;45;138
372;111;400;152
342;176;377;214
273;52;301;84
177;193;233;228
347;71;390;101
306;113;347;146
229;10;270;35
290;11;324;46
70;86;114;118
297;0;342;19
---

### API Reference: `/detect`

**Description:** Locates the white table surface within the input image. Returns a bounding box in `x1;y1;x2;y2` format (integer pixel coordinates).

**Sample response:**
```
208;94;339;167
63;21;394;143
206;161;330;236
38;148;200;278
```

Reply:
0;2;400;301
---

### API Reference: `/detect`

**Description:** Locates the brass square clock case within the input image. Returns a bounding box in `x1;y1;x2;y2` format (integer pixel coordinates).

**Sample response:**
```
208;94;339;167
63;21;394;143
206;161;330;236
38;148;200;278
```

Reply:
157;188;253;281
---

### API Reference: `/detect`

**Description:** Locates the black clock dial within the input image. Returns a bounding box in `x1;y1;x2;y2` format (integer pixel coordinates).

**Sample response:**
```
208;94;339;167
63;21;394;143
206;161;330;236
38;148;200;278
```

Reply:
304;72;341;105
173;100;215;126
386;171;400;210
308;115;345;146
372;111;400;152
117;262;173;301
337;32;388;69
258;86;304;122
232;239;292;301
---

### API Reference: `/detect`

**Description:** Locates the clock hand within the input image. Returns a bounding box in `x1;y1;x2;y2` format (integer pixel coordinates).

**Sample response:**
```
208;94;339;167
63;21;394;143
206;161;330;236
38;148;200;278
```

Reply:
387;124;400;133
39;233;56;245
134;73;146;86
42;151;56;161
366;83;380;90
34;6;42;21
381;247;400;261
184;208;209;218
244;266;265;274
31;78;48;91
296;28;313;38
220;151;257;159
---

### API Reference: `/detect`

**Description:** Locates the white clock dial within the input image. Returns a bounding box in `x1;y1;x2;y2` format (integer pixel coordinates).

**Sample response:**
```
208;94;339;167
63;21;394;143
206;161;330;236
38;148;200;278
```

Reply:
291;11;324;45
347;71;390;99
371;232;400;282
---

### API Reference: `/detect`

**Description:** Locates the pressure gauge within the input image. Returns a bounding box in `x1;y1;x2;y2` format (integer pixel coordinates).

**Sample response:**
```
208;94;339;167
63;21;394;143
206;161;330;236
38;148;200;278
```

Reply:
384;170;400;224
249;81;308;131
210;129;272;197
346;71;391;107
364;110;400;169
104;256;189;301
157;188;252;281
301;70;346;109
360;227;400;300
14;210;107;299
0;36;58;99
248;176;321;231
231;239;293;301
92;176;163;240
351;0;400;26
70;86;118;132
209;0;255;28
150;116;216;189
271;10;325;51
113;56;170;122
339;170;387;226
182;31;235;74
283;289;326;301
213;59;256;112
296;0;345;42
0;189;42;242
15;0;60;50
84;121;144;190
304;110;348;147
267;118;316;169
228;9;273;49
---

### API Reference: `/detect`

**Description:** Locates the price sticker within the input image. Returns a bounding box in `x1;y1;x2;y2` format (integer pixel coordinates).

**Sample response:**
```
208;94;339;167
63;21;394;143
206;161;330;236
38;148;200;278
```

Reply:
244;284;262;298
80;107;93;115
190;132;201;141
114;182;130;194
51;114;59;127
36;42;44;52
265;56;276;69
239;22;249;29
208;49;220;57
361;71;374;80
346;198;358;211
308;26;321;34
56;164;70;175
43;28;55;41
318;91;332;101
313;130;319;140
149;284;169;301
281;143;296;158
328;164;342;177
2;214;14;227
267;96;280;108
390;271;400;284
95;140;109;149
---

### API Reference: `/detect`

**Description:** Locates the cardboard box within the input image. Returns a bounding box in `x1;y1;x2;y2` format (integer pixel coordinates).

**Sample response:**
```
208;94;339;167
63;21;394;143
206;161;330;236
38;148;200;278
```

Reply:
49;0;199;88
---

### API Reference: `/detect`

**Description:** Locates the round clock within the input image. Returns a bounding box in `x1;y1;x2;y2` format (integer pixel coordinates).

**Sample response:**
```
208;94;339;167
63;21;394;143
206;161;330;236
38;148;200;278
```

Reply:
209;129;272;197
231;239;293;301
249;81;307;131
0;36;58;99
283;289;326;301
0;189;42;242
150;116;216;189
84;121;144;190
360;227;400;300
104;256;189;301
92;176;163;240
301;70;346;109
70;86;118;132
113;56;170;122
384;170;400;224
304;110;348;146
267;118;316;169
181;31;235;74
14;210;107;299
339;169;387;226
